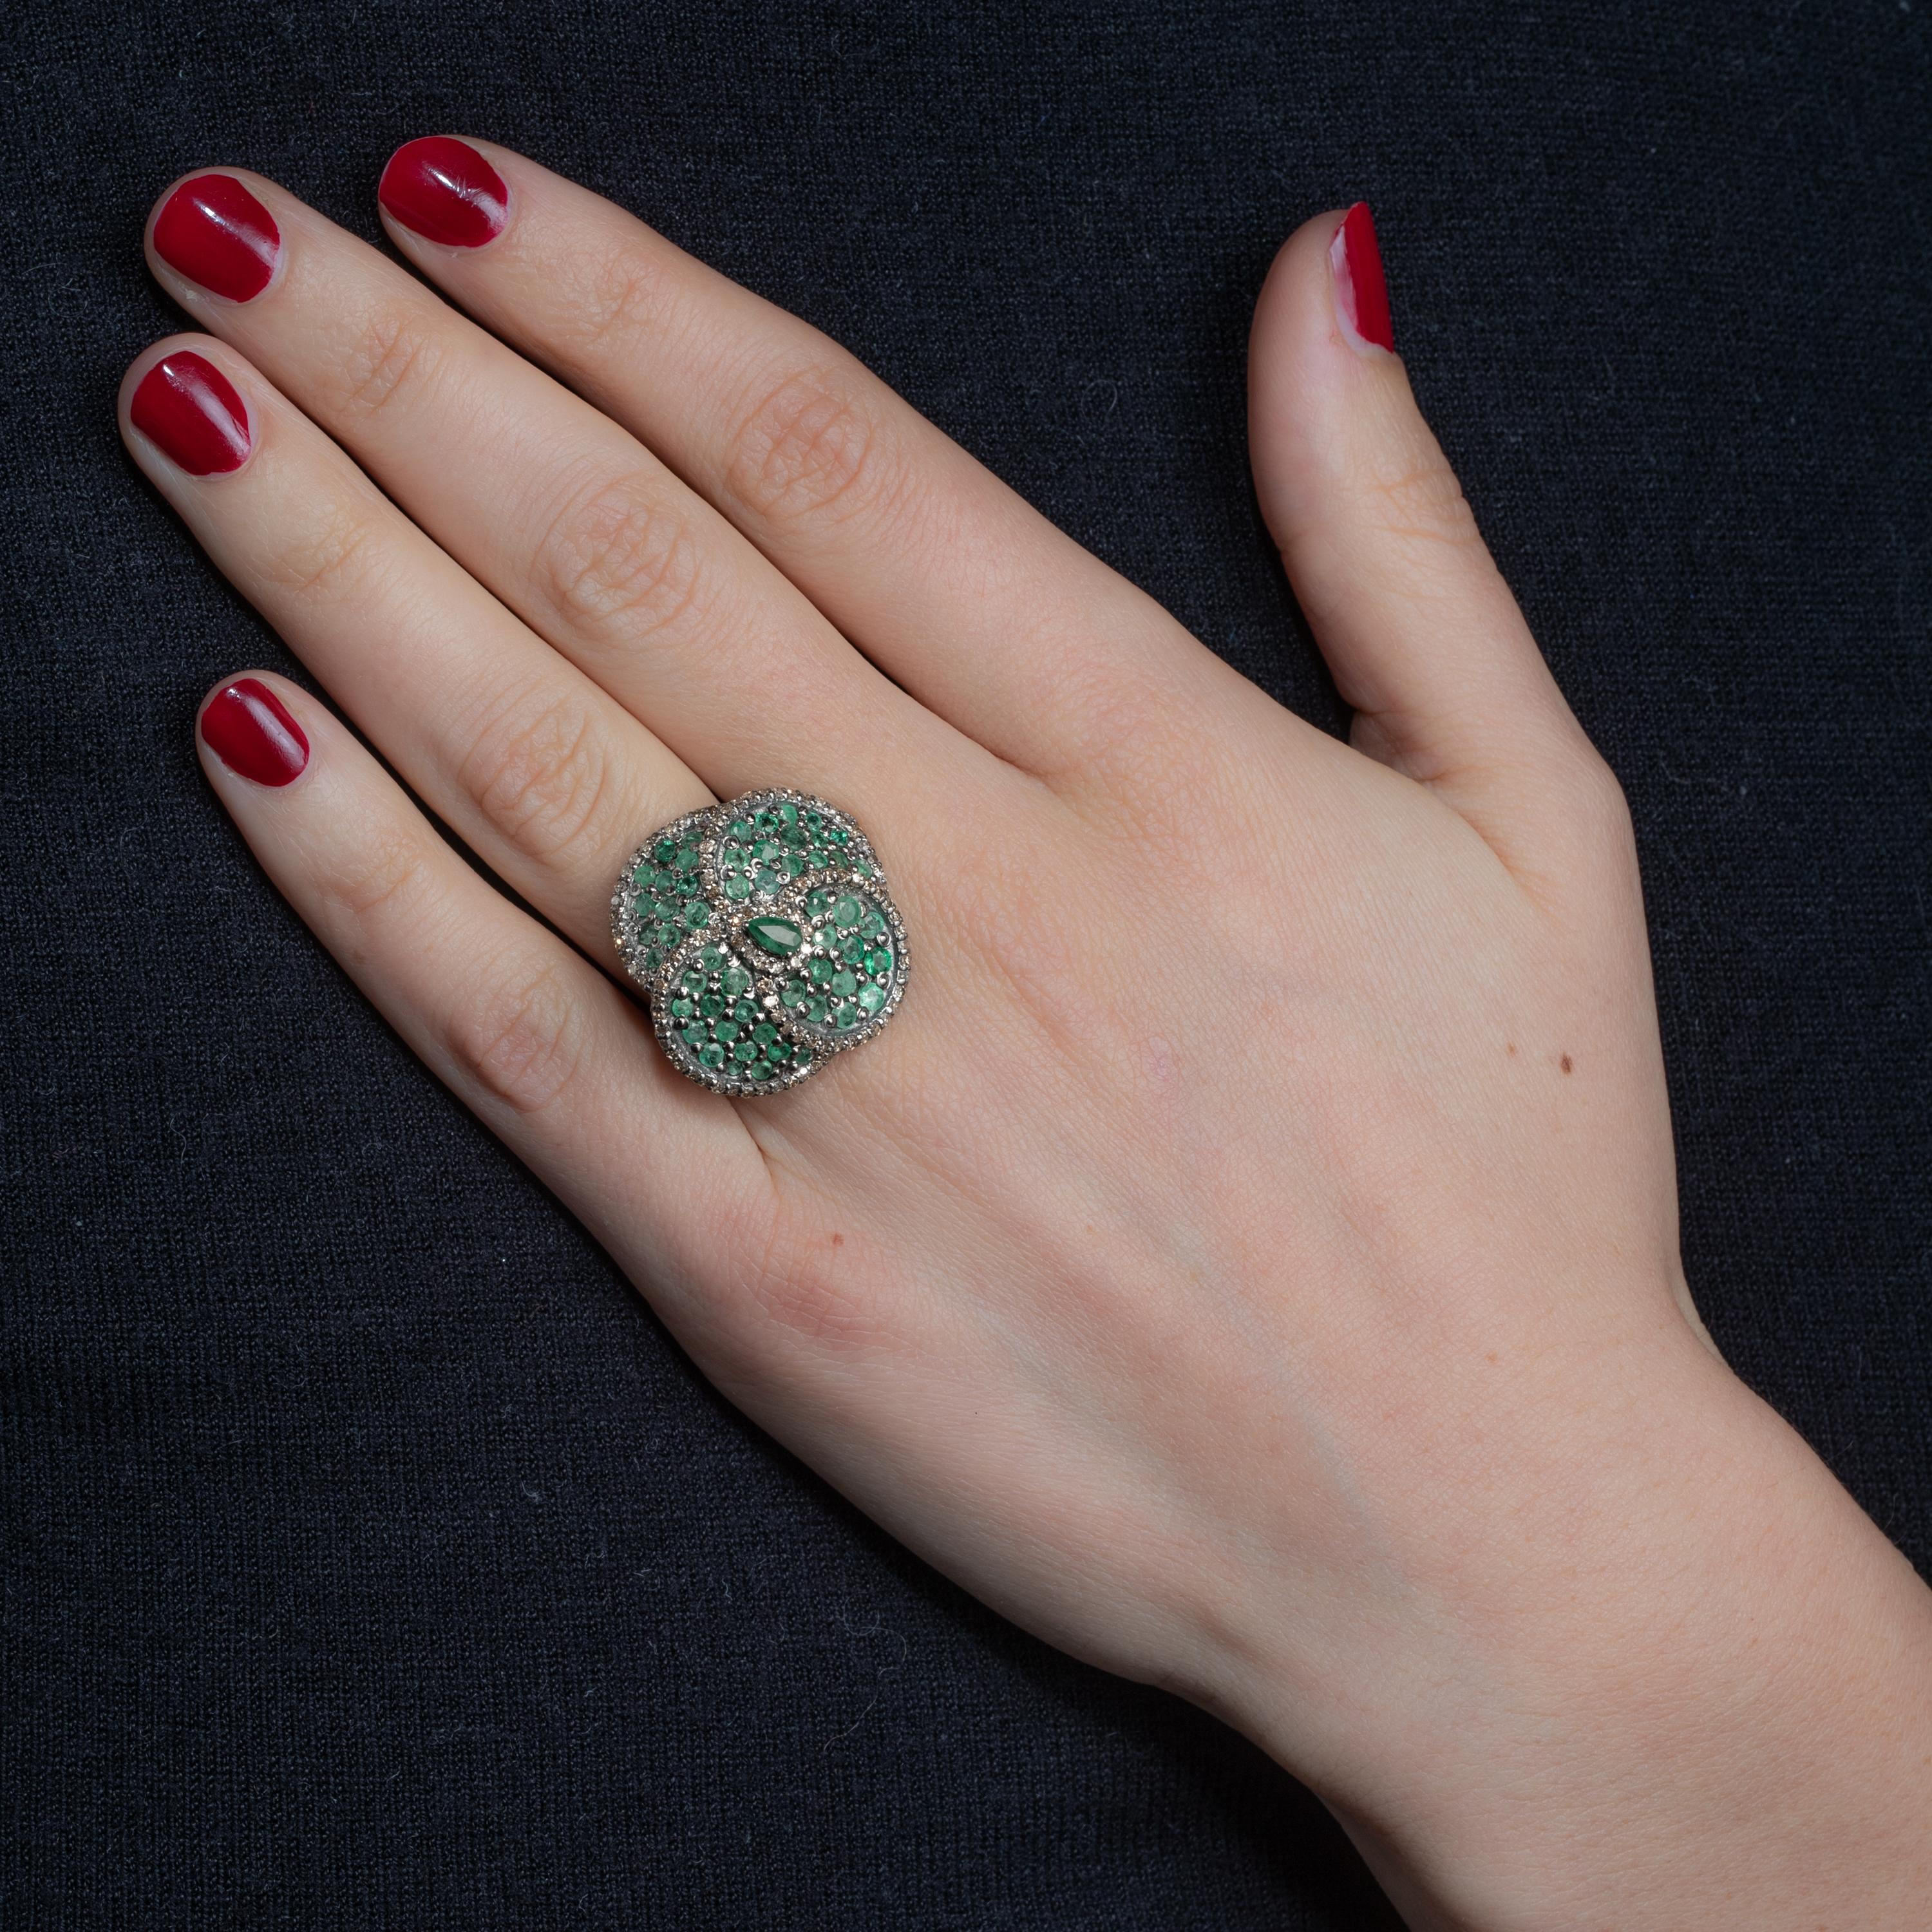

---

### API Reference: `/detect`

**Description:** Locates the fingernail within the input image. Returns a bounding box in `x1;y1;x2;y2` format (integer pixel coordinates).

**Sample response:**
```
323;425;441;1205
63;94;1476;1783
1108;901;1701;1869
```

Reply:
378;137;508;248
151;174;281;301
129;351;252;475
1329;202;1394;354
199;679;309;786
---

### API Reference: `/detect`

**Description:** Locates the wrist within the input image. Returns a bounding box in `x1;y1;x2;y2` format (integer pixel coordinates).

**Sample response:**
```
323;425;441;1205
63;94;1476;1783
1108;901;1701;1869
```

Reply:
1209;1331;1932;1929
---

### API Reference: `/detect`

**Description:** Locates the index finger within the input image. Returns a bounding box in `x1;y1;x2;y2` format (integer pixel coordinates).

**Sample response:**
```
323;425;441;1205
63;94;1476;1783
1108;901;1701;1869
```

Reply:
374;136;1222;780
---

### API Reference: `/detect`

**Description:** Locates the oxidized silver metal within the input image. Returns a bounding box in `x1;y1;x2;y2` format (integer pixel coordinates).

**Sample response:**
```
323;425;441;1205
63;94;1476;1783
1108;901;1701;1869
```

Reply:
611;790;909;1095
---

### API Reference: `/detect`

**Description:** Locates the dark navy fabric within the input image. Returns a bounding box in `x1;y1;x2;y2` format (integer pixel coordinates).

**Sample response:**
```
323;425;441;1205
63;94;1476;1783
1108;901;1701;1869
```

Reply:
1;3;1926;1926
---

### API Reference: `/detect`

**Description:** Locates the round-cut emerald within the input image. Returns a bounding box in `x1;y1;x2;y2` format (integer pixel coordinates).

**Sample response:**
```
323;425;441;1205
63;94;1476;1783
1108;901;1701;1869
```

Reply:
679;1023;706;1046
723;875;751;902
830;969;858;998
752;1022;777;1046
714;1020;739;1044
699;993;724;1018
765;1039;791;1063
732;1039;759;1064
866;947;892;976
668;997;694;1019
807;957;833;986
832;895;864;929
780;982;806;1009
746;916;802;959
857;983;885;1014
721;963;752;994
697;1042;725;1068
683;902;711;929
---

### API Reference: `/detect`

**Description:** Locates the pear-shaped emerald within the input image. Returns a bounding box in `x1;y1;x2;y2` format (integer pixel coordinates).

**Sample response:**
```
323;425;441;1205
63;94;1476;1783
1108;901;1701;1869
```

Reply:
745;915;804;958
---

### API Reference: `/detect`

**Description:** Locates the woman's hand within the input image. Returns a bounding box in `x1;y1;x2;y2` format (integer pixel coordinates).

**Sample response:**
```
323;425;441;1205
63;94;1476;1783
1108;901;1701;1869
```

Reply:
126;146;1932;1928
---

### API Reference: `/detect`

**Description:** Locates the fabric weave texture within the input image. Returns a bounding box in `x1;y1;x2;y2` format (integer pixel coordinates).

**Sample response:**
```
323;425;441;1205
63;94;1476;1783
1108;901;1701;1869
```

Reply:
1;3;1926;1927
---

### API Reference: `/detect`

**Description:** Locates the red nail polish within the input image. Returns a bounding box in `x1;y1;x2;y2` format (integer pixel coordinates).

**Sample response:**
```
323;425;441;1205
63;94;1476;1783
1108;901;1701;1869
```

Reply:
1329;202;1394;354
129;351;252;475
378;137;508;248
199;679;309;786
152;175;281;301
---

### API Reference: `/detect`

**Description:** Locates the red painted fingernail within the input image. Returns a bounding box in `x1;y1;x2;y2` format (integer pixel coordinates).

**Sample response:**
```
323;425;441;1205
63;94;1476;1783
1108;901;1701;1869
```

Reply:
151;174;281;301
378;137;508;248
129;351;252;475
1329;202;1394;354
199;679;309;786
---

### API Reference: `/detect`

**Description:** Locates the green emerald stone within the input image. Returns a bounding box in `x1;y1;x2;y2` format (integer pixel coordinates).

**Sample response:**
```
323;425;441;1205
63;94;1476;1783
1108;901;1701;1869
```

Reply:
807;957;833;985
857;983;884;1014
721;963;752;993
865;947;892;975
832;895;864;929
732;1039;759;1063
679;1024;706;1046
830;969;858;998
723;875;751;902
697;1043;725;1068
746;916;803;958
780;982;806;1009
765;1039;791;1063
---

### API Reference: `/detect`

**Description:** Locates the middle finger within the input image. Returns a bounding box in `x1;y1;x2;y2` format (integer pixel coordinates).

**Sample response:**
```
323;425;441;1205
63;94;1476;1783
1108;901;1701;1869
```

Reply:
143;169;974;807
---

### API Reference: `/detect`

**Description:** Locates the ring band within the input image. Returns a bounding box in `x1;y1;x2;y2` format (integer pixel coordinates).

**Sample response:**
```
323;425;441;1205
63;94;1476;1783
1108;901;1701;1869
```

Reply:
611;790;909;1095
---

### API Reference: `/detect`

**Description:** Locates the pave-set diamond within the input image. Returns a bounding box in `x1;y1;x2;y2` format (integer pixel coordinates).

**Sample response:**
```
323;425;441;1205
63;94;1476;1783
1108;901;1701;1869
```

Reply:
611;790;909;1095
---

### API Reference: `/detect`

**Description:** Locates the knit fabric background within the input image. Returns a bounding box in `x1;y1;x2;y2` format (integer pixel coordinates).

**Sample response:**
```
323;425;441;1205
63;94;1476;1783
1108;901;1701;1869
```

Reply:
2;3;1927;1926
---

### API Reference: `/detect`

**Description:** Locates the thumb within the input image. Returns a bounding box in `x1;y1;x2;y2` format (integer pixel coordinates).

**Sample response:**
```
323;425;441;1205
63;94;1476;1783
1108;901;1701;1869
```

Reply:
1249;204;1619;886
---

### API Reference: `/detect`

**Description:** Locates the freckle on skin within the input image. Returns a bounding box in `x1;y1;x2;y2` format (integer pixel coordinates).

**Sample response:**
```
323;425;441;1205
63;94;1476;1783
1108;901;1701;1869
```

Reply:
830;1232;844;1247
1560;1054;1573;1074
1506;1043;1517;1057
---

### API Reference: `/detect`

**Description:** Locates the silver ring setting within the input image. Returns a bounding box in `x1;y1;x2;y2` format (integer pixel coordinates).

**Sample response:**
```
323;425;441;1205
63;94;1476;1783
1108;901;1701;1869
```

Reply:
611;790;909;1095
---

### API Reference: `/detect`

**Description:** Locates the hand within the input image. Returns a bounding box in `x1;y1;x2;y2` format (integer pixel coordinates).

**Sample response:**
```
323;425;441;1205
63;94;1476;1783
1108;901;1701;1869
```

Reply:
128;147;1932;1928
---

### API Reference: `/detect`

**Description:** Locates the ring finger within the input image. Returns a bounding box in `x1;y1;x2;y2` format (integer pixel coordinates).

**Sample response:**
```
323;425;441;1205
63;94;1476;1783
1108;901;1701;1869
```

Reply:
140;167;978;816
119;333;701;964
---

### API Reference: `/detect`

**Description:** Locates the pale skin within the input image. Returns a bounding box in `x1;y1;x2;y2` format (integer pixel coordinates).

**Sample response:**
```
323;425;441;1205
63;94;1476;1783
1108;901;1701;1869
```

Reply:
124;142;1931;1927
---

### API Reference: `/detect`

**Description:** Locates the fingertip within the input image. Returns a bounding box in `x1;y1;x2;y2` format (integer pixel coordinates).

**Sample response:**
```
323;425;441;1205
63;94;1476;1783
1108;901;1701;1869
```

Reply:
145;169;285;305
120;337;258;478
196;674;312;790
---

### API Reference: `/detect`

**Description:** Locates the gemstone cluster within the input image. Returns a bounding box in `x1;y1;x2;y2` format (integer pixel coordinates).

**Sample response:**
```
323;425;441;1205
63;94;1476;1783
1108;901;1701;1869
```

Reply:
611;790;909;1095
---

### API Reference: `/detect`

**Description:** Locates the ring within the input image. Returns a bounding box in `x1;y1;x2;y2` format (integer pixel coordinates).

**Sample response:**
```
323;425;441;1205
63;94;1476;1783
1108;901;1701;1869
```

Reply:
611;790;910;1095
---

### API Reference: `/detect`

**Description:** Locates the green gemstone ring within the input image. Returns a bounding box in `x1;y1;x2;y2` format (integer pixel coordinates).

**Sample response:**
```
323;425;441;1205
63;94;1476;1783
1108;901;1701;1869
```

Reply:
611;789;910;1095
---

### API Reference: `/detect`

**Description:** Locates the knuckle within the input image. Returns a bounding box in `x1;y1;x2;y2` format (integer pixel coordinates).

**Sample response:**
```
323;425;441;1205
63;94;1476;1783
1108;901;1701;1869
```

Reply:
264;497;390;602
533;470;712;643
457;683;623;868
1562;748;1638;857
722;363;896;528
1350;450;1482;554
316;829;435;926
552;242;676;355
337;301;447;419
446;962;587;1117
